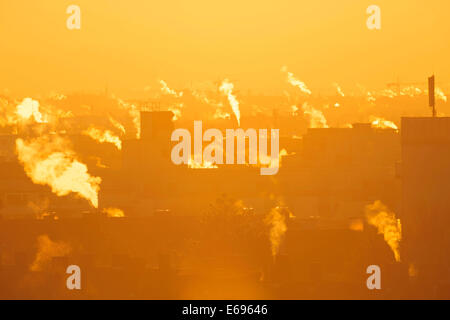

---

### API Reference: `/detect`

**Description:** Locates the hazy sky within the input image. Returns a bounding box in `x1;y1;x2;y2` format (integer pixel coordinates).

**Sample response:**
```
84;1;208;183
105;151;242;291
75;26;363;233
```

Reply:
0;0;449;97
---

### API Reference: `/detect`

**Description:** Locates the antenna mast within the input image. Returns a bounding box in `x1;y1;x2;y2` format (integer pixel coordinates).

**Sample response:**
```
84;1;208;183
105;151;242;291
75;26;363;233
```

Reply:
428;75;436;117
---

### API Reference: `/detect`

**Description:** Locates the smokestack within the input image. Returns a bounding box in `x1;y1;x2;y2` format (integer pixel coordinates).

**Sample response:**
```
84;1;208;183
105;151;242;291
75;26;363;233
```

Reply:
428;75;436;117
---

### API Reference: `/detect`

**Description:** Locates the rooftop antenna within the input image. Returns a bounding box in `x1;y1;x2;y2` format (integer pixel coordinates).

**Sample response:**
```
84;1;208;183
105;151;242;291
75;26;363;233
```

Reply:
428;75;436;117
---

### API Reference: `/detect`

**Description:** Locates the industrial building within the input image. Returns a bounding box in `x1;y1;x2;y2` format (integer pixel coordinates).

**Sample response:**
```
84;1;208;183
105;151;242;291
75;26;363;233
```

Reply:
401;117;450;291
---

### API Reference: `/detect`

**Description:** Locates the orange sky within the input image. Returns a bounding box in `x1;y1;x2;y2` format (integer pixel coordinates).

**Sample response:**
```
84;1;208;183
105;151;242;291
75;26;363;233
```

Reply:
0;0;449;97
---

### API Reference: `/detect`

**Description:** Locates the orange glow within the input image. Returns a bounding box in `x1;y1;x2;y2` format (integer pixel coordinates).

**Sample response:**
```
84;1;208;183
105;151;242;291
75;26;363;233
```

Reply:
1;0;450;300
282;66;312;95
30;235;71;272
16;98;48;123
264;206;292;259
301;103;328;128
103;207;125;218
219;80;241;126
83;127;122;150
15;135;101;208
370;116;398;130
366;201;402;262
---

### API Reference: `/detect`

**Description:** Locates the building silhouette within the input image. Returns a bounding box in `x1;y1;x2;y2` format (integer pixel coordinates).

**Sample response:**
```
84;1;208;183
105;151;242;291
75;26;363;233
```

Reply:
402;117;450;290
